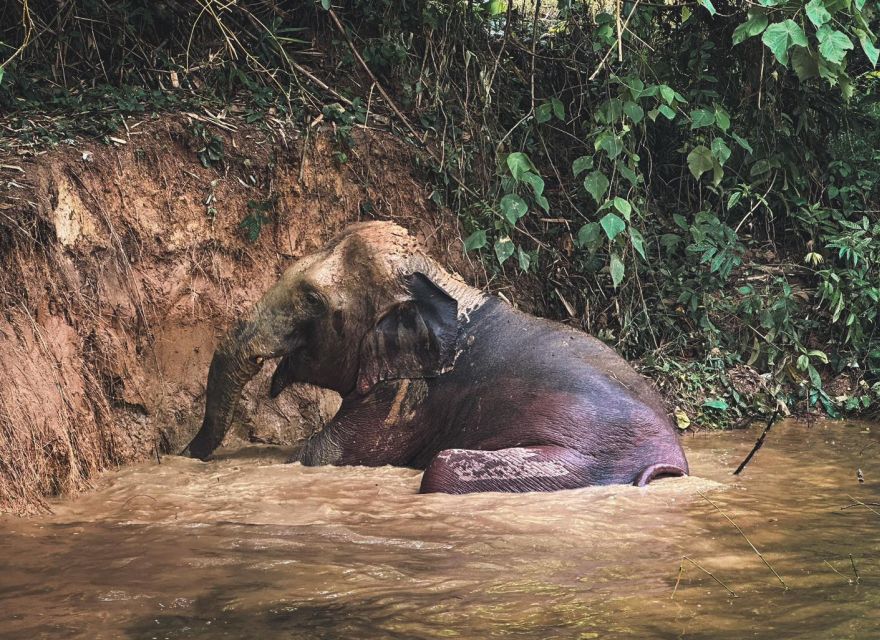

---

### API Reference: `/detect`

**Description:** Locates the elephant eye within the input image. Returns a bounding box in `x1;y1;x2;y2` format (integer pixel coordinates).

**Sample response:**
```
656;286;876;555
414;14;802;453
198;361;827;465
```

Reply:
303;289;324;308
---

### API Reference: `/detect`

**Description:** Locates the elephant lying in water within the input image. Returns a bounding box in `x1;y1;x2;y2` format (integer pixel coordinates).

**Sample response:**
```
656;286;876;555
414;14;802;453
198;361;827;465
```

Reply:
183;221;688;493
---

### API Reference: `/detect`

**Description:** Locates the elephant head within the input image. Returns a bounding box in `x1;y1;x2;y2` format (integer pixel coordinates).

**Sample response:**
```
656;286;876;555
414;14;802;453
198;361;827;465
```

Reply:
183;221;481;460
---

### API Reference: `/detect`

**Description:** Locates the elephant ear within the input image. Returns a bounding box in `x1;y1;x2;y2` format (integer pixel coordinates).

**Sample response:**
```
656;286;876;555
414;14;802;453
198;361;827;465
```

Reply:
357;272;459;395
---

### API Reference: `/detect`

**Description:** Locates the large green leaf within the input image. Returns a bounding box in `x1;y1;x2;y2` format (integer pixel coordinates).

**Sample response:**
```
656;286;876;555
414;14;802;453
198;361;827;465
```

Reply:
806;0;832;28
613;197;632;221
698;0;716;16
714;106;731;132
623;101;644;124
860;33;879;67
599;134;624;159
600;212;627;242
520;171;545;197
629;227;647;260
762;20;808;66
506;152;536;180
609;253;625;288
494;236;515;265
572;155;594;176
690;108;716;129
463;230;487;252
576;222;601;250
584;171;609;204
819;29;854;64
500;193;528;225
711;138;731;165
732;14;769;45
687;145;714;179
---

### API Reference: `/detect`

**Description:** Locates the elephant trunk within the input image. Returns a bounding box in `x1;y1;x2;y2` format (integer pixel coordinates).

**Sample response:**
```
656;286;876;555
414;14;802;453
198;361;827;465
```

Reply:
182;315;270;460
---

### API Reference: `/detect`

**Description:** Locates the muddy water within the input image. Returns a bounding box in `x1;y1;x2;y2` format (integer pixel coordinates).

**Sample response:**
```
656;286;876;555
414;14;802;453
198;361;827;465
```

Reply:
1;421;879;639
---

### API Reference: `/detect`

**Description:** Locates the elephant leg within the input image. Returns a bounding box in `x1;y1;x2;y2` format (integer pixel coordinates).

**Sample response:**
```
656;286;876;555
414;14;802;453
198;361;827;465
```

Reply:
418;446;598;494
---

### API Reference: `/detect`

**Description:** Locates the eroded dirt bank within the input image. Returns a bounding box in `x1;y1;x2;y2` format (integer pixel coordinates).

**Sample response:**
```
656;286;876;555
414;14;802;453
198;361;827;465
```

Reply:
0;116;472;513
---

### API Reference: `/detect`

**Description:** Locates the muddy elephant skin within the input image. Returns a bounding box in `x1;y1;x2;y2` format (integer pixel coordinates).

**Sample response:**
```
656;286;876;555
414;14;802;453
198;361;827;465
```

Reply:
184;221;688;494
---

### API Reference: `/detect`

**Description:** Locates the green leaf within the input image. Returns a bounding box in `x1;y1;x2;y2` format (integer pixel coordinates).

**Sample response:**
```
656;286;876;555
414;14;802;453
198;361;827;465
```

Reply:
658;104;676;120
659;85;675;104
551;97;565;121
859;33;879;67
464;229;487;252
507;152;536;180
613;197;632;221
320;0;331;9
711;138;731;165
521;171;545;197
623;101;644;124
731;132;753;154
488;0;507;15
0;67;4;87
687;145;714;179
609;253;625;288
517;246;531;271
494;236;515;264
599;134;624;159
584;171;609;204
500;193;528;225
600;212;627;241
728;191;742;209
690;108;716;129
576;222;601;249
629;227;647;260
732;14;769;45
619;164;640;186
819;29;854;64
698;0;716;16
536;103;553;124
762;20;808;66
750;159;771;177
572;155;594;177
703;398;729;410
714;107;731;132
806;0;832;28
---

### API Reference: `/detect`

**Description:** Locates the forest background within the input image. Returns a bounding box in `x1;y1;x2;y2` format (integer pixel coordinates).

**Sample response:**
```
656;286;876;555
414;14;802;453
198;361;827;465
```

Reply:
2;0;879;430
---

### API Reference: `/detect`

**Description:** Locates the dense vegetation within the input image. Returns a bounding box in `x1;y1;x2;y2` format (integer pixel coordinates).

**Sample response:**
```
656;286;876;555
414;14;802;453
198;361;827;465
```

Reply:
2;0;878;427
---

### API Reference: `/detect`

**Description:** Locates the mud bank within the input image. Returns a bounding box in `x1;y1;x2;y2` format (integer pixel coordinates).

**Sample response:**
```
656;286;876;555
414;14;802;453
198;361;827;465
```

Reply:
0;116;471;513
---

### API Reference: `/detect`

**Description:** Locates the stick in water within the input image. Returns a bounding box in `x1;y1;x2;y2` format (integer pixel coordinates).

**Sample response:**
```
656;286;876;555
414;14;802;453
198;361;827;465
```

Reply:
671;555;738;599
733;409;781;476
698;490;789;590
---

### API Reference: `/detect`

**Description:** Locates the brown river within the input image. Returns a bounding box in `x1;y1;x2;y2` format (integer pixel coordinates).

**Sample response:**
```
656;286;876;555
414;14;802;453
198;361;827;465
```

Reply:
1;420;879;639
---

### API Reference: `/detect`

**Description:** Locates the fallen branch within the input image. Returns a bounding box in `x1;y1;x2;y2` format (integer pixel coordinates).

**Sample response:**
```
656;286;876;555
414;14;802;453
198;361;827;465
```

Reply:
672;555;738;599
698;490;789;590
733;408;781;476
844;495;880;517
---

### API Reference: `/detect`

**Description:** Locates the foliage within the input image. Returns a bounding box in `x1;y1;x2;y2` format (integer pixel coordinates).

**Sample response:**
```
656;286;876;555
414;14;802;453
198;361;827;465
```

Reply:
2;0;879;426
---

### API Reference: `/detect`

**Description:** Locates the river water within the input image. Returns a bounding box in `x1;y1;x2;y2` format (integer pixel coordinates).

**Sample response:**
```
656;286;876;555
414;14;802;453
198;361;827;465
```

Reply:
1;420;878;639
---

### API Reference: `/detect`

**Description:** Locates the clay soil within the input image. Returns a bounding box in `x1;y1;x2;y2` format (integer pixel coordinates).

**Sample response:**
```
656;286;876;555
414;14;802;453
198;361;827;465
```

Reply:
0;115;474;514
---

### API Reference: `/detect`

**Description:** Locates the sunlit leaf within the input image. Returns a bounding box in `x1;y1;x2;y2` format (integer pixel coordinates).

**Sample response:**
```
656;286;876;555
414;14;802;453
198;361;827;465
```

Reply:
500;193;528;225
494;236;515;264
600;212;627;241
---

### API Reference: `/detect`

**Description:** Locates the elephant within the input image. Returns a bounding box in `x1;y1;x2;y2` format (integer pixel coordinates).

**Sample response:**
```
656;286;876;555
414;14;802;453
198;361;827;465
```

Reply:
183;221;688;493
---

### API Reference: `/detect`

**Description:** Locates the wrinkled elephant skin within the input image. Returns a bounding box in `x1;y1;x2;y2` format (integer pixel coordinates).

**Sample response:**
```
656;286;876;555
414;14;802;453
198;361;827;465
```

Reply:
184;222;688;494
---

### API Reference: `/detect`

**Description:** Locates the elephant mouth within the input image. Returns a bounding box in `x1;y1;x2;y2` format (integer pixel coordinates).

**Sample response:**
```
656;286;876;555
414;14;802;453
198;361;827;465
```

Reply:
268;349;304;399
